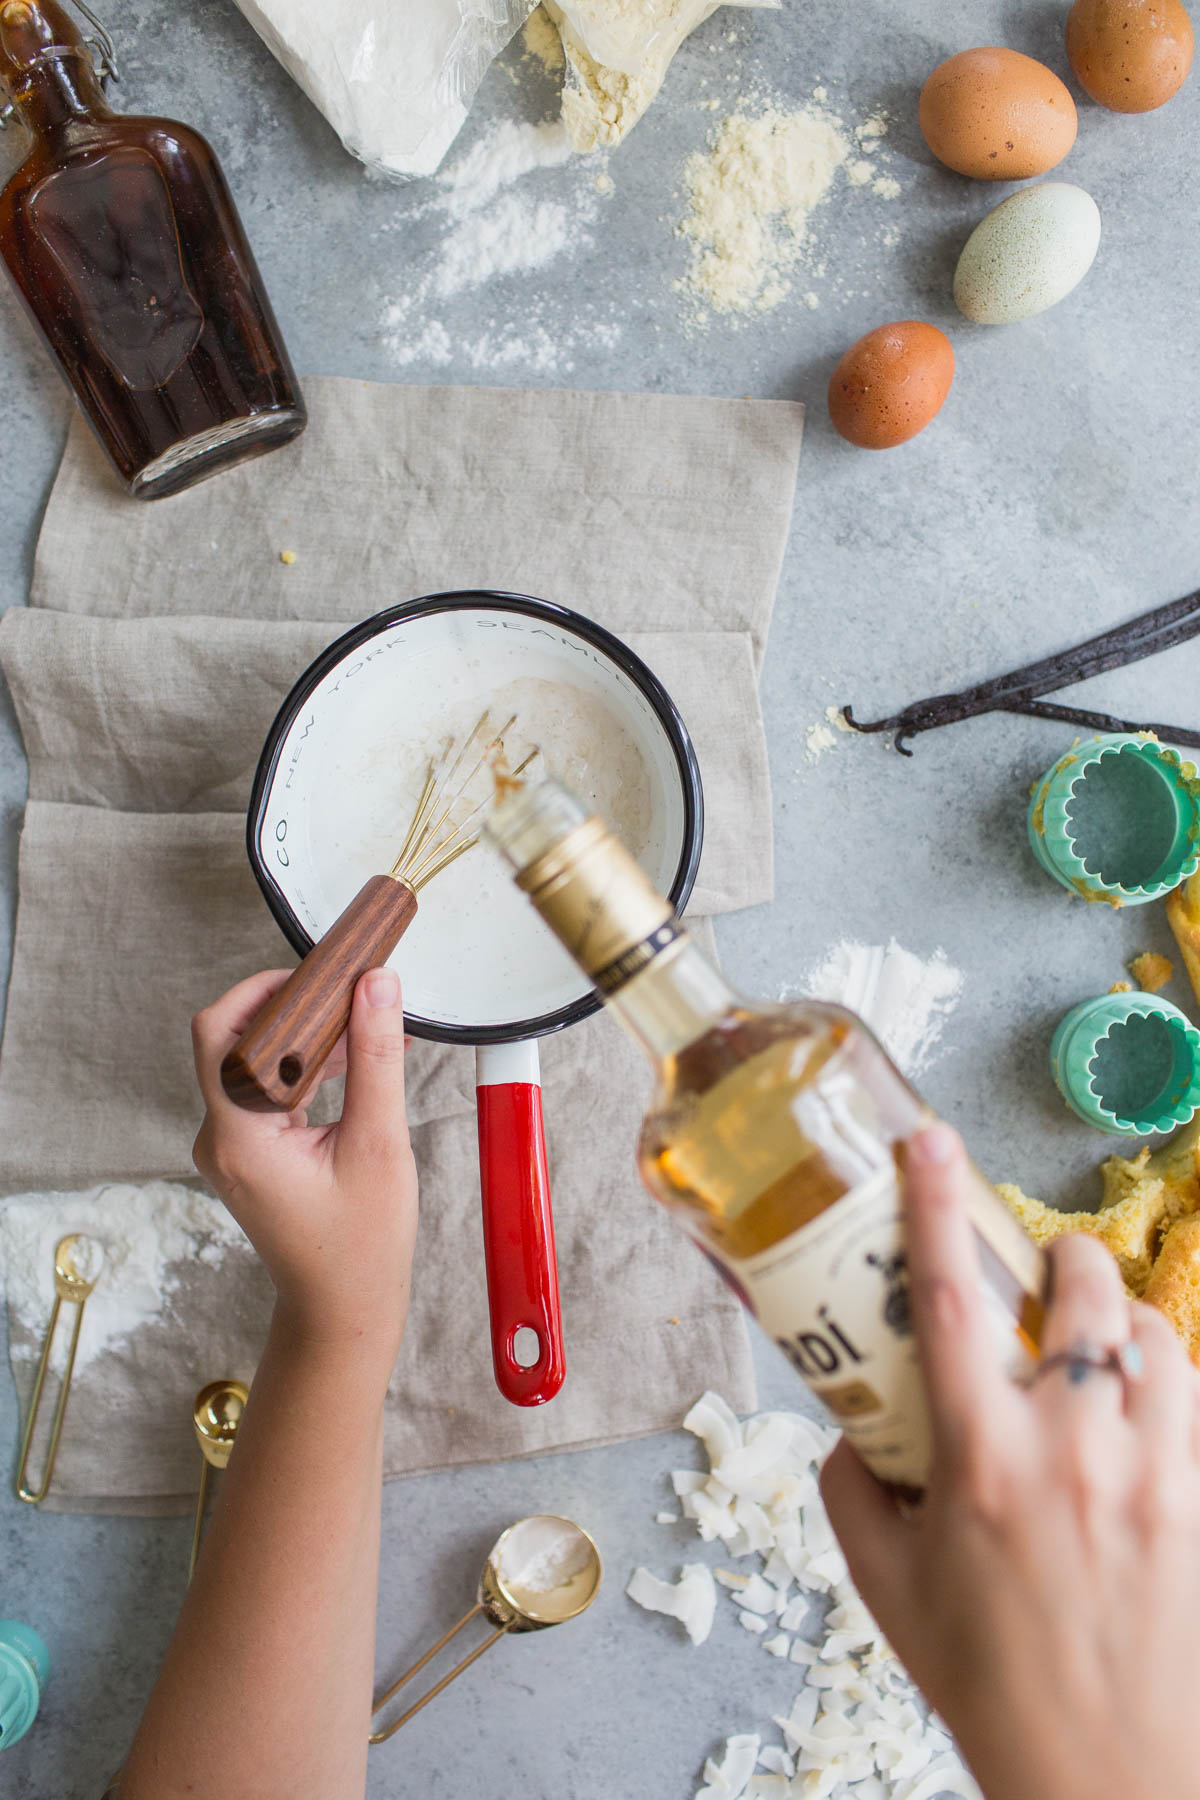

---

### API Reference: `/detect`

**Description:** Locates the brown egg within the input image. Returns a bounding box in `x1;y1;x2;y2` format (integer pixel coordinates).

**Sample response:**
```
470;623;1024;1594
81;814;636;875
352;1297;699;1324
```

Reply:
827;322;955;451
1066;0;1193;111
919;47;1078;178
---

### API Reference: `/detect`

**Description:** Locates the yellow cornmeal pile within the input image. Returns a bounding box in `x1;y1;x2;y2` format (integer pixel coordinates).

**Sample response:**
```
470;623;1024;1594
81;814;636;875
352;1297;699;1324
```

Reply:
677;107;849;315
522;6;566;70
1000;1115;1200;1362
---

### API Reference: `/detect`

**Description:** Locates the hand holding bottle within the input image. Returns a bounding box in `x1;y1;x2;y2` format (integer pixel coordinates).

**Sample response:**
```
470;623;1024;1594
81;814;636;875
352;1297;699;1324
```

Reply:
487;772;1045;1493
821;1122;1200;1800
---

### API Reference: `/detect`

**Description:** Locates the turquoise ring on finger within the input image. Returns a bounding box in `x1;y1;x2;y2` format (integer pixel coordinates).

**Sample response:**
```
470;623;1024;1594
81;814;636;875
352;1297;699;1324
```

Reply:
1028;1338;1146;1389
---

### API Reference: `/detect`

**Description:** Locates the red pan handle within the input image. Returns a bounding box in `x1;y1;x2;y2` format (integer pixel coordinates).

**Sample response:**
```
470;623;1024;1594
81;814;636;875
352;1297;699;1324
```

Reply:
476;1041;565;1407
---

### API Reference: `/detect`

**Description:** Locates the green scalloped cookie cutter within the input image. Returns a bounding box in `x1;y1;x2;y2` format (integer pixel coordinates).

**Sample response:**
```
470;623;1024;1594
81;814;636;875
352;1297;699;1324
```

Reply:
1028;733;1200;907
1051;993;1200;1136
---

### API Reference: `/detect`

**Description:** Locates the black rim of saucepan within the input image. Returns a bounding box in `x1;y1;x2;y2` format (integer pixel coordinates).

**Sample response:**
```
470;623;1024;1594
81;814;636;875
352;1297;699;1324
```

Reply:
245;589;706;1045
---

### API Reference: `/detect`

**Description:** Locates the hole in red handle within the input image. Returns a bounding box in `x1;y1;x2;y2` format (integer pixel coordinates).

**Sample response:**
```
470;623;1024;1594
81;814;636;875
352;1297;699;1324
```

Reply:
512;1326;541;1369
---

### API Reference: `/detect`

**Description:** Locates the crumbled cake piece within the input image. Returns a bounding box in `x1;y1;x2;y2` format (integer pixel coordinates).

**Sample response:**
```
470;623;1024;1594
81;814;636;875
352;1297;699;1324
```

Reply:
1142;1217;1200;1367
997;1177;1168;1295
1001;1113;1200;1349
1140;1113;1200;1220
1129;950;1173;993
1166;876;1200;1006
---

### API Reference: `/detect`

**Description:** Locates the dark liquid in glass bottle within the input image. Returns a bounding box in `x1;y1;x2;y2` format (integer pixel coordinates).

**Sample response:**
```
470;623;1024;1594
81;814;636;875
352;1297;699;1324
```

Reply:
0;0;306;498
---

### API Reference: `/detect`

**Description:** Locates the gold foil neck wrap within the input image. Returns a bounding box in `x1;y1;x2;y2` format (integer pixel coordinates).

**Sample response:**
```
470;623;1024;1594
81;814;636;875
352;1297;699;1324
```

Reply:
516;817;677;983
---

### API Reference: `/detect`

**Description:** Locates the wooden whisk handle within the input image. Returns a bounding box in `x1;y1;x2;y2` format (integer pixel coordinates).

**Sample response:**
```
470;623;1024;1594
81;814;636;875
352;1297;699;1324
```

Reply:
221;876;418;1112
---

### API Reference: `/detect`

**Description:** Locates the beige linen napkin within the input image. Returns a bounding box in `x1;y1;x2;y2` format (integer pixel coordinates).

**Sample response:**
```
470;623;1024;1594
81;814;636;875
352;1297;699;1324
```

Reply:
31;381;794;669
2;941;747;1516
0;376;804;1510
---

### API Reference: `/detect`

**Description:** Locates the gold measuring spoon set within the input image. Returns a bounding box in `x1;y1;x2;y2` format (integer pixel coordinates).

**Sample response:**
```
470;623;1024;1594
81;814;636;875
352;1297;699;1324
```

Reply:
14;1233;249;1568
14;1241;601;1744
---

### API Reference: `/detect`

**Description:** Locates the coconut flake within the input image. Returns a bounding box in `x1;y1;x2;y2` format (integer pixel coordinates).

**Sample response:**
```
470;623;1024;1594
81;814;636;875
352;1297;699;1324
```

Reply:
737;1574;779;1615
779;1596;811;1632
894;1757;986;1800
683;1391;744;1467
626;1562;717;1645
634;1394;978;1800
696;1733;760;1800
745;1777;789;1800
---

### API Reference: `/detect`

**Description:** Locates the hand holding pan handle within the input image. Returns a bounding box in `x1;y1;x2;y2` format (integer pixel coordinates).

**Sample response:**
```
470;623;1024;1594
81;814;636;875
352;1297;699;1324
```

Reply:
476;1041;566;1406
221;876;418;1111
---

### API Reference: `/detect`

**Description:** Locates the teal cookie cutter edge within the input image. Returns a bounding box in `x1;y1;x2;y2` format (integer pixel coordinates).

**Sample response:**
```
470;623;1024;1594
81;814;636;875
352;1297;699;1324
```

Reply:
1027;733;1200;908
1050;992;1200;1137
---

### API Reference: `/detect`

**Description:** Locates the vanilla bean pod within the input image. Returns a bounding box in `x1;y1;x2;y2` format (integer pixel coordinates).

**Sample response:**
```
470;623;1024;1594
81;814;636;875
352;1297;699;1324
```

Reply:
1006;699;1200;751
844;588;1200;754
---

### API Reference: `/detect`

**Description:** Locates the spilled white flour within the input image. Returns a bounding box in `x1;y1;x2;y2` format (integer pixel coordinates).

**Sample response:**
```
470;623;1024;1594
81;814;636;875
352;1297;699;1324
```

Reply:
628;1393;982;1800
379;65;905;368
803;723;837;763
432;117;578;294
379;116;619;373
793;942;965;1079
1;1182;249;1377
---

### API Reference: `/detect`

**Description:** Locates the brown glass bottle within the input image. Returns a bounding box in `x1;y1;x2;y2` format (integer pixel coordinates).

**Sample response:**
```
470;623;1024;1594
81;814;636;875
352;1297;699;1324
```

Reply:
0;0;305;498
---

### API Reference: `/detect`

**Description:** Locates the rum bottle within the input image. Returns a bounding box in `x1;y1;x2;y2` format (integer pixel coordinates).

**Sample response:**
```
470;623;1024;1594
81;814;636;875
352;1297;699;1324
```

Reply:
0;0;306;498
486;774;1045;1492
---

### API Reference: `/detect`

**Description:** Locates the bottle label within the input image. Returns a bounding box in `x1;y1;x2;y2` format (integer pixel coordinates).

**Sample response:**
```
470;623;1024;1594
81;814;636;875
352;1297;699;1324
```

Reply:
700;1164;1040;1491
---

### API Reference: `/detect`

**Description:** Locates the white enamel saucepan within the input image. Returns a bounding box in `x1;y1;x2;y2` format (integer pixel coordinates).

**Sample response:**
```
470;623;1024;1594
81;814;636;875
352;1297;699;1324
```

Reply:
243;592;704;1408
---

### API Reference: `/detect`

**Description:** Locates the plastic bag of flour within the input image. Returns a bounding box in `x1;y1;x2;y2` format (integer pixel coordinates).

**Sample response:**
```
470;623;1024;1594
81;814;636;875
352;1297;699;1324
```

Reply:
233;0;537;178
550;0;776;78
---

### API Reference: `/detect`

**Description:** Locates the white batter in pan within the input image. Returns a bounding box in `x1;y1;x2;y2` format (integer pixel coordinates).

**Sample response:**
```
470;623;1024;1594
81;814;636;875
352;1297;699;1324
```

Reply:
259;608;691;1029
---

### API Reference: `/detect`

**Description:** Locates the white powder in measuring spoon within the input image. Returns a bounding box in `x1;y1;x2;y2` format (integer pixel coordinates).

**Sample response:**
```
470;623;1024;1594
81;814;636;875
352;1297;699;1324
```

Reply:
493;1515;597;1620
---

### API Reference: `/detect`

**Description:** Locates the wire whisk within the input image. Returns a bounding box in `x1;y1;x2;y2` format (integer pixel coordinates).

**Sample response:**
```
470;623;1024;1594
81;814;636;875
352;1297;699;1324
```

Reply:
392;712;535;892
221;710;533;1112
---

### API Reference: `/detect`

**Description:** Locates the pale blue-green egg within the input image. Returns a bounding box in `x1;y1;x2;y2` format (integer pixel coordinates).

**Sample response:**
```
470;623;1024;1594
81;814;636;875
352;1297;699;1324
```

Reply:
954;182;1101;324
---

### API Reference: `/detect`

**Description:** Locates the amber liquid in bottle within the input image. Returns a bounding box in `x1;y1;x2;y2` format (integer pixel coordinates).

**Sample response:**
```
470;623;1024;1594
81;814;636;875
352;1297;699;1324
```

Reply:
486;775;1045;1493
0;0;305;497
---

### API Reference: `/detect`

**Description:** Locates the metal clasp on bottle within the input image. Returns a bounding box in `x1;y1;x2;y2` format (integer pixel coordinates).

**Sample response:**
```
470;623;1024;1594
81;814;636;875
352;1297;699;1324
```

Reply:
0;0;120;127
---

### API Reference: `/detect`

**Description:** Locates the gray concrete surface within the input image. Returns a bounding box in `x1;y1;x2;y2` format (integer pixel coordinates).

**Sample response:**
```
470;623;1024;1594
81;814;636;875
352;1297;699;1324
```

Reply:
1;0;1198;1793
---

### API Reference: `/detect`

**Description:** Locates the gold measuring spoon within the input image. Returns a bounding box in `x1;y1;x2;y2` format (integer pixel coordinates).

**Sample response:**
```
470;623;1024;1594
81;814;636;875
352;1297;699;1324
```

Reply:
189;1379;249;1580
370;1513;602;1744
16;1234;104;1504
